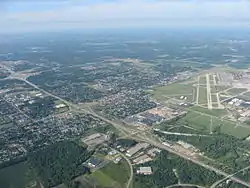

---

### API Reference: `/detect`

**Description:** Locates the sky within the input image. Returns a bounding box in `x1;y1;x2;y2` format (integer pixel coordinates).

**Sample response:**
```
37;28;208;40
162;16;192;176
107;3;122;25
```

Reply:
0;0;250;33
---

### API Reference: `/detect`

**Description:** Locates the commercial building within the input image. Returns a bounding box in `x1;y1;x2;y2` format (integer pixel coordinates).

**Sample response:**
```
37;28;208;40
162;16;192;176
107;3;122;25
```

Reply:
126;143;149;157
136;167;152;175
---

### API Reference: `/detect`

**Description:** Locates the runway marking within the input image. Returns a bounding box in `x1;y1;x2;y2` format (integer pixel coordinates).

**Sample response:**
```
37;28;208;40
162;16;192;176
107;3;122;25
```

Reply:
196;76;200;105
206;74;212;109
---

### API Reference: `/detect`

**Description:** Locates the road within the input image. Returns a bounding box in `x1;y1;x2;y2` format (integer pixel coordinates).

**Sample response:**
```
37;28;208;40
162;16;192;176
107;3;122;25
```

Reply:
138;136;250;187
154;128;210;137
206;74;212;109
114;149;133;188
166;183;206;188
196;75;200;105
210;165;250;188
20;78;250;188
3;69;250;188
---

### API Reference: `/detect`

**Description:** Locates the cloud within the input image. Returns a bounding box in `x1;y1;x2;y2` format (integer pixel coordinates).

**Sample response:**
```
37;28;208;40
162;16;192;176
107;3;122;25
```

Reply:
1;0;250;32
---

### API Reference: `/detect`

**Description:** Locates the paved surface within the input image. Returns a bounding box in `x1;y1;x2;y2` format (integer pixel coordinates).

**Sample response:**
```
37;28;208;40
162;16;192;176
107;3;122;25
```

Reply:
166;183;206;188
206;74;212;109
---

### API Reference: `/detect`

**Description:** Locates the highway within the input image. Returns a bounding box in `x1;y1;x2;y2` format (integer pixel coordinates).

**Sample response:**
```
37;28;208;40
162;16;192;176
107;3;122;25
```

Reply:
2;67;250;188
20;79;250;188
84;109;250;187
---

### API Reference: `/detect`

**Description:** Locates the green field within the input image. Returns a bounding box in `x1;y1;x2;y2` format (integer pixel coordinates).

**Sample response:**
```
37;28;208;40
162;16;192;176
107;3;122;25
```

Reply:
92;159;130;188
198;87;207;104
226;88;248;96
209;74;214;84
210;85;229;94
210;85;217;93
180;110;250;138
150;83;195;101
190;106;227;117
181;112;212;132
92;170;118;187
199;76;207;85
241;91;250;100
0;162;38;188
211;94;217;104
242;91;250;97
220;123;250;139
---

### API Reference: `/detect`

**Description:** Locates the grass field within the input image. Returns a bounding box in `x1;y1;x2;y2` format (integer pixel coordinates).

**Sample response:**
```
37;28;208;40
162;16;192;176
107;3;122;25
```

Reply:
209;74;214;84
92;171;118;187
180;110;250;138
190;106;227;117
242;91;250;97
211;94;217;104
210;85;229;94
210;85;217;93
226;88;248;96
198;87;207;104
92;159;130;188
199;76;207;85
241;91;250;100
220;123;250;139
181;112;212;132
150;83;195;101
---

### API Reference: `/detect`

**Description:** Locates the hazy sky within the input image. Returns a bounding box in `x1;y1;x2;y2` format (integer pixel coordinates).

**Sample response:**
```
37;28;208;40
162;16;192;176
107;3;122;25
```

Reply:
0;0;250;33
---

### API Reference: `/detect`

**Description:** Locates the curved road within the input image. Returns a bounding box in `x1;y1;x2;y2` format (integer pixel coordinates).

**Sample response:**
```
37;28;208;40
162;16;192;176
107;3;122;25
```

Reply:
166;183;206;188
114;150;133;188
210;165;250;188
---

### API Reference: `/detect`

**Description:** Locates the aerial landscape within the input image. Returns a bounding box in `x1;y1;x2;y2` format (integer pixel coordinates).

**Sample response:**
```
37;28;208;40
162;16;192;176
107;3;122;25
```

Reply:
1;1;250;188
